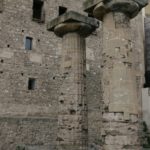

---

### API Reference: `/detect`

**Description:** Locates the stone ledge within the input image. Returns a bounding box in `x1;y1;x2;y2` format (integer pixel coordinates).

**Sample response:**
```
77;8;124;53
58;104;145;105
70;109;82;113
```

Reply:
84;0;148;10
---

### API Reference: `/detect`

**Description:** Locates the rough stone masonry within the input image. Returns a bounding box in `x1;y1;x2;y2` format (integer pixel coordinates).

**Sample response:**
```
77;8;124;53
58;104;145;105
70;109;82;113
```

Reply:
84;0;148;149
47;11;99;150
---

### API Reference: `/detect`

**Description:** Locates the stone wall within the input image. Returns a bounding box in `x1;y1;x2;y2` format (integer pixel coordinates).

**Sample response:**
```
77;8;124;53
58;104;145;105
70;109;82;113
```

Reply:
0;0;102;149
0;117;57;150
0;0;146;149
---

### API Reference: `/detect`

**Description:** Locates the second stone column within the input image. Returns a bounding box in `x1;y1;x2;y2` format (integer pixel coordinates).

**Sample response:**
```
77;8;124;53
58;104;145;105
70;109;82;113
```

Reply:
84;0;148;149
47;11;99;150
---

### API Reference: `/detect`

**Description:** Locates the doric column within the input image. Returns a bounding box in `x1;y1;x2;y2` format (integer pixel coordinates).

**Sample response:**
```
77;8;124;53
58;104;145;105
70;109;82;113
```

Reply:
47;11;99;150
84;0;148;149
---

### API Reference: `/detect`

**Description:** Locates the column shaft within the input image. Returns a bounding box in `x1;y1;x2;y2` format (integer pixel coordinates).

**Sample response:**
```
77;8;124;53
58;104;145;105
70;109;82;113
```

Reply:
83;1;148;149
58;33;88;150
47;11;98;150
101;12;141;150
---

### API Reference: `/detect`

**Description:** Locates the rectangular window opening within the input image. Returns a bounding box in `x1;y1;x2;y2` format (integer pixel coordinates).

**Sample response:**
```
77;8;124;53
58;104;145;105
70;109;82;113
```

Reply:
59;6;67;16
0;0;4;13
144;71;150;88
32;0;45;22
28;78;36;90
25;37;32;50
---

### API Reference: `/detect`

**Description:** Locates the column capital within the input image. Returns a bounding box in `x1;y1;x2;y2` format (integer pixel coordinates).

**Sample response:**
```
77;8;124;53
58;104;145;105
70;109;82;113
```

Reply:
47;11;99;37
83;0;148;20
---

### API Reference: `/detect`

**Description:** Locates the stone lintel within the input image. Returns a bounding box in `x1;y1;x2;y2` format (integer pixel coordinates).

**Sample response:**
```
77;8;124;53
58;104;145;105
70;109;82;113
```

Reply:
47;11;99;32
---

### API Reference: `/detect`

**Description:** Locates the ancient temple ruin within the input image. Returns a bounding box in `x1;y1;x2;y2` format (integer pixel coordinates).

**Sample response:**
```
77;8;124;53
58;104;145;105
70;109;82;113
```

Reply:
0;0;150;150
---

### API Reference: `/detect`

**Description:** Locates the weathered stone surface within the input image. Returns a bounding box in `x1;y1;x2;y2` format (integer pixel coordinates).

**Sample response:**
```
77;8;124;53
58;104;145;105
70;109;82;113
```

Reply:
0;0;149;149
57;33;88;150
0;117;57;150
83;0;148;149
47;11;99;37
101;11;143;150
145;3;150;16
83;0;148;19
48;11;98;150
101;12;139;114
83;0;102;11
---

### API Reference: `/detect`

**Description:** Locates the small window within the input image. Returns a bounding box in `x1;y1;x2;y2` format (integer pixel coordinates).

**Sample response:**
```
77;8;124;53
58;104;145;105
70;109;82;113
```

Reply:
144;71;150;88
32;0;45;22
28;78;36;90
25;37;32;50
59;6;67;16
0;0;4;13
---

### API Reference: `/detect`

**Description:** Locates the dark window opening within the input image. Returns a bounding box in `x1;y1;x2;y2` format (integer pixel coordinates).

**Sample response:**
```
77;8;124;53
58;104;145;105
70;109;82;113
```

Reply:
28;78;36;90
144;71;150;88
0;0;4;13
32;0;45;23
59;6;67;16
25;37;32;50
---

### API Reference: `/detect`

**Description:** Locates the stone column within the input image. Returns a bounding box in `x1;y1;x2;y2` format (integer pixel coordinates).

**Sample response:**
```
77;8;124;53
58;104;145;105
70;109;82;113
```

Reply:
47;11;99;150
83;0;148;149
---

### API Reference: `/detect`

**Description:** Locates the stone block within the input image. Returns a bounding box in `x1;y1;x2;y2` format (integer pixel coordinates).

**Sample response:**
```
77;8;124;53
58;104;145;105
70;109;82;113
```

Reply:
29;53;42;64
47;11;99;32
0;51;14;59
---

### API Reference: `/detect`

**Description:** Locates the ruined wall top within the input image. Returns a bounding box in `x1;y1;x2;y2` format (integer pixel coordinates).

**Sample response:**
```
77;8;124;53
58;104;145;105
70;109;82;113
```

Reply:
83;0;149;20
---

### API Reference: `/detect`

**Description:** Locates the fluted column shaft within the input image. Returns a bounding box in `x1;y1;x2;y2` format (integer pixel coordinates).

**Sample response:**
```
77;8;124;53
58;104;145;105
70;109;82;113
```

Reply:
47;11;98;150
58;32;87;150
